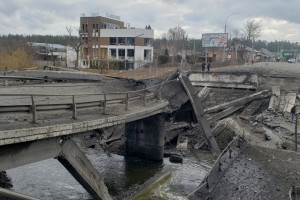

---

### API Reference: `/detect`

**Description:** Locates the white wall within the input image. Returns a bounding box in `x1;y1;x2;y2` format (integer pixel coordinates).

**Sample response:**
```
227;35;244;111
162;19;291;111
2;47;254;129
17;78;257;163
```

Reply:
66;46;77;68
100;28;154;38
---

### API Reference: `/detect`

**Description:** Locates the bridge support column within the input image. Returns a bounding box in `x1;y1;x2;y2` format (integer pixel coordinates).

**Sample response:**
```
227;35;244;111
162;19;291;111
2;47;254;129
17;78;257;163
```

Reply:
57;139;112;200
125;114;165;161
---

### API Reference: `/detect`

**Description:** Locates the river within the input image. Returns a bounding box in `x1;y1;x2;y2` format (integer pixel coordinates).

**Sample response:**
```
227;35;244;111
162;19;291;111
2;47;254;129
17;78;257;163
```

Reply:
6;147;212;200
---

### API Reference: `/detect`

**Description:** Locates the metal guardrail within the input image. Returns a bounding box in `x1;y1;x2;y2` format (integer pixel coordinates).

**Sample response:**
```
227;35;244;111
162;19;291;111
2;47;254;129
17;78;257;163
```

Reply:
0;80;174;123
187;134;244;199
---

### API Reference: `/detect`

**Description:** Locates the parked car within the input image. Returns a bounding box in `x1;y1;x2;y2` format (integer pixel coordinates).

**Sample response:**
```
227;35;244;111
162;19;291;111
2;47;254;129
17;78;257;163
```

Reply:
288;58;296;63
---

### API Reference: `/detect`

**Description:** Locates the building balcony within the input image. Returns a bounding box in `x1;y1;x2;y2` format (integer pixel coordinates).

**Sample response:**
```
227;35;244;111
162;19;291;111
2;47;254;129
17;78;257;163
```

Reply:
79;30;88;35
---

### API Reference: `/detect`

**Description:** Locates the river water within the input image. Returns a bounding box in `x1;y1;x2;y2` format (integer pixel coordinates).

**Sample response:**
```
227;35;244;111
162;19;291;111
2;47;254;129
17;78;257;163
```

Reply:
6;148;212;200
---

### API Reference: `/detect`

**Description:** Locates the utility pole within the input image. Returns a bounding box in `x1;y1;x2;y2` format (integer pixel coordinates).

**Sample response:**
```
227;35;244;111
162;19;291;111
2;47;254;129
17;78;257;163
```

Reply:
224;12;239;63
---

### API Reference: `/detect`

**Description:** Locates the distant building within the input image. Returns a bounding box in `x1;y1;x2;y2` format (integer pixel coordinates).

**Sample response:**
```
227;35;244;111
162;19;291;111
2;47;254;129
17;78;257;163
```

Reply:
79;14;154;69
27;42;77;68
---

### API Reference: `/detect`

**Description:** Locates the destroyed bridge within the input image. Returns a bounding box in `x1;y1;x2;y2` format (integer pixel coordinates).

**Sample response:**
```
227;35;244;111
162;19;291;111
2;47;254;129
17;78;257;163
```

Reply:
0;70;270;200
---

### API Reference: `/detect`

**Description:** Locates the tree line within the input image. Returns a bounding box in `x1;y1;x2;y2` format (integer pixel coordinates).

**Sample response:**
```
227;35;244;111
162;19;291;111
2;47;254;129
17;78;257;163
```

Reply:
0;32;299;54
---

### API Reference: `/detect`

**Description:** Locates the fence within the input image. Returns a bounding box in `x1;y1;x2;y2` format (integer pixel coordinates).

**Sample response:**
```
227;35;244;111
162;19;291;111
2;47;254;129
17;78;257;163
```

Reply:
187;133;245;199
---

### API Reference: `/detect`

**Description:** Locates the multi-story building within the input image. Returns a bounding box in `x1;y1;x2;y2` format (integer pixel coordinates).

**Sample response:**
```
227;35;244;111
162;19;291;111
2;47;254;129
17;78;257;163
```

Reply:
79;14;154;69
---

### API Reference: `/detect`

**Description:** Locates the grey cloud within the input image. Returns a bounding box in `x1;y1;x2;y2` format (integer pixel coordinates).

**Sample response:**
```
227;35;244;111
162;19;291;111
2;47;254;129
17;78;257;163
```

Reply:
0;0;299;41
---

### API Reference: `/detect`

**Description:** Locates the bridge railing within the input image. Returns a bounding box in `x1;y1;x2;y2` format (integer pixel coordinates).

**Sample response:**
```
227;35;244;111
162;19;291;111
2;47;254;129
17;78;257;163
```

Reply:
0;81;174;123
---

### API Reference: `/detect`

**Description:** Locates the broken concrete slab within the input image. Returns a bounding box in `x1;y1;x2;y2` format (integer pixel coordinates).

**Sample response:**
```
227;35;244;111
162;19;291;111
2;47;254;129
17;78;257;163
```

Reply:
205;90;270;114
271;86;281;96
188;72;258;90
208;106;243;124
240;100;264;120
176;137;188;150
268;95;280;110
197;86;211;101
179;74;220;154
283;93;296;112
165;122;191;144
169;154;183;163
58;139;113;200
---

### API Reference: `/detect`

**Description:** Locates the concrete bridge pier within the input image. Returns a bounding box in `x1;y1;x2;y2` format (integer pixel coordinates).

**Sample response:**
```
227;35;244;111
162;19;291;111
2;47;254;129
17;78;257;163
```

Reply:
125;114;165;161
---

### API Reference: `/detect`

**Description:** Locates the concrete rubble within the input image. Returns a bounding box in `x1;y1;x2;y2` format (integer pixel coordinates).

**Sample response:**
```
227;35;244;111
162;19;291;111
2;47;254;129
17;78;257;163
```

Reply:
1;63;300;200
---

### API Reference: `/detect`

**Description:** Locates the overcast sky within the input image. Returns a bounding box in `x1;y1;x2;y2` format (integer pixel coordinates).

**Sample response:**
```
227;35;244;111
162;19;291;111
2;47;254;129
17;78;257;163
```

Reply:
0;0;299;42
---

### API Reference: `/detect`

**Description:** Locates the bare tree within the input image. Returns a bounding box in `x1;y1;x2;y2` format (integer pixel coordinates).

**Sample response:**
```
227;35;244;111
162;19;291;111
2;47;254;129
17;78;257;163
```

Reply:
163;25;188;66
66;26;85;69
243;19;263;41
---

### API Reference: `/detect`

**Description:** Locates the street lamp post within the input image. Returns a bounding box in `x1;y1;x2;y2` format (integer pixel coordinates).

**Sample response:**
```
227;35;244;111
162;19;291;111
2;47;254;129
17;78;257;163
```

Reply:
223;12;239;62
224;12;239;34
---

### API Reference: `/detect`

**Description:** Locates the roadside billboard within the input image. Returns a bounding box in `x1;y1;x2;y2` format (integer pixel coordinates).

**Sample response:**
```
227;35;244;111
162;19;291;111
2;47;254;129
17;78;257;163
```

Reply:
202;33;228;48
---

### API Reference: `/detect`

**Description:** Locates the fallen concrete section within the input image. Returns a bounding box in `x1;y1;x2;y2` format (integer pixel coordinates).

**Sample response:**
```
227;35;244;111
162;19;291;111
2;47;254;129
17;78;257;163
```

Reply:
131;168;171;200
58;139;112;200
0;187;40;200
240;100;264;120
283;93;296;112
179;74;220;154
205;90;270;114
187;135;244;199
268;86;281;110
208;106;244;124
0;137;113;200
0;137;62;171
197;86;211;101
188;72;258;90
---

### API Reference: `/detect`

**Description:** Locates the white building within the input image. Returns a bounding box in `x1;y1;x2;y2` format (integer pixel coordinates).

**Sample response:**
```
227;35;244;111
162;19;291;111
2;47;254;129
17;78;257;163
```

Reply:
79;15;154;69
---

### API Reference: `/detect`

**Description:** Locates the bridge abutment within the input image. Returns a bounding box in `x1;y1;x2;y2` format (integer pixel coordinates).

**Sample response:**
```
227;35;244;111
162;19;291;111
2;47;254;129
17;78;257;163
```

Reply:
125;114;165;161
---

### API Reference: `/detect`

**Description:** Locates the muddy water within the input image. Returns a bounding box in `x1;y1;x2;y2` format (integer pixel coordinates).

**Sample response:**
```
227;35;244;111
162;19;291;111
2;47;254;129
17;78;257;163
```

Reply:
6;148;211;200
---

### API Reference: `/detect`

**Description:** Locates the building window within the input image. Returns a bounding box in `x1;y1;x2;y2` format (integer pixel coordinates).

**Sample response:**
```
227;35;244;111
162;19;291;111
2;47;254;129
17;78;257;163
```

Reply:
92;24;95;29
110;49;116;58
110;37;117;45
103;22;120;29
144;50;151;60
144;38;151;46
118;49;125;59
118;37;125;45
127;37;134;46
127;49;134;58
